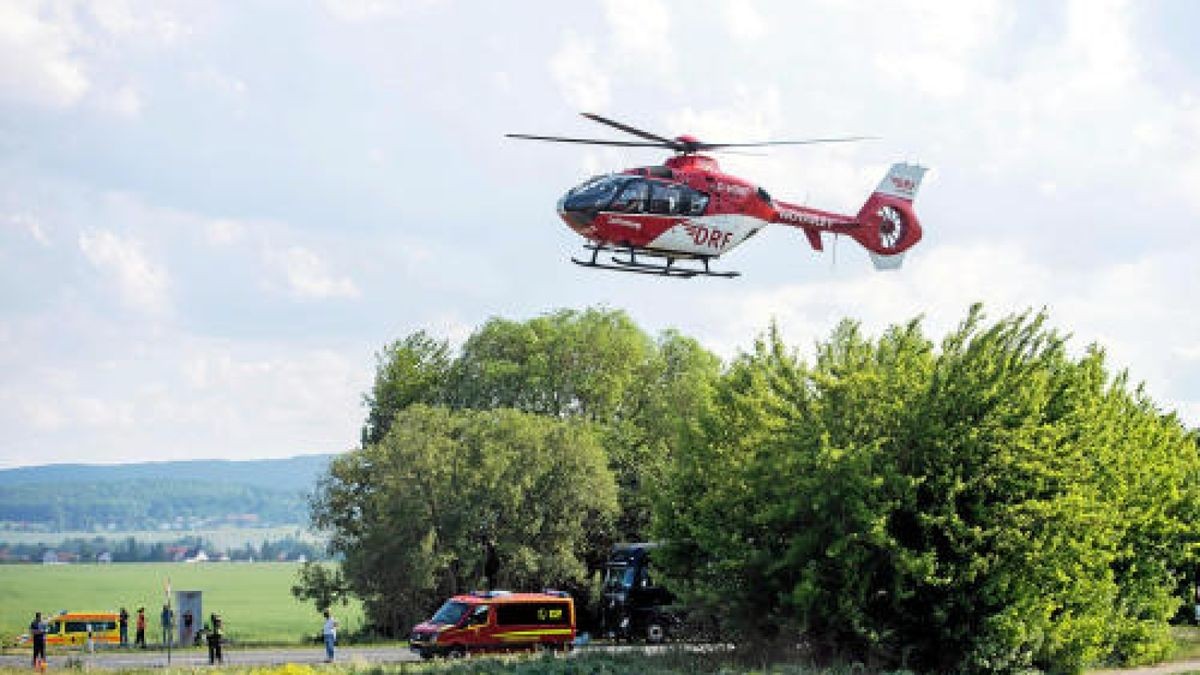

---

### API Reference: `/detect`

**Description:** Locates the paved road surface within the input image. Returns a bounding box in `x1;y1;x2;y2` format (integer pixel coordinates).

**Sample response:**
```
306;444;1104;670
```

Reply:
0;645;420;670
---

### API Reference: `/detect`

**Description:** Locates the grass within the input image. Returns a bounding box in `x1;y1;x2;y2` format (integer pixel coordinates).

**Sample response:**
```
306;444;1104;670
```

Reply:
0;562;362;645
1172;625;1200;660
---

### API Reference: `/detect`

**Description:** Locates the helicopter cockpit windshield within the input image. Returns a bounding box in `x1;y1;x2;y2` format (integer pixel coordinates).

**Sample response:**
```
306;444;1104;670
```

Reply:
561;174;628;213
560;175;710;217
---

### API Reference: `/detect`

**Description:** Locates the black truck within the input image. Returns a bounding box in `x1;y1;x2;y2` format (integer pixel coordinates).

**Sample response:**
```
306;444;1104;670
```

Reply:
599;543;678;643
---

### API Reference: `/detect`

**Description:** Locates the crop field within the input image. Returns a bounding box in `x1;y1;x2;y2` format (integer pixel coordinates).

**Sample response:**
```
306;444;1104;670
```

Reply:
0;562;362;645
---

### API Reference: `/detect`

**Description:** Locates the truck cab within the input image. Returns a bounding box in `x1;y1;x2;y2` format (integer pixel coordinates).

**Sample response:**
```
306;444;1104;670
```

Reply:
600;543;676;643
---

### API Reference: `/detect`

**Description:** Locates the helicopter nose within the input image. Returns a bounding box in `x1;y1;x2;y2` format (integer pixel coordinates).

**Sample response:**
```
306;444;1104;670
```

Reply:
558;194;595;232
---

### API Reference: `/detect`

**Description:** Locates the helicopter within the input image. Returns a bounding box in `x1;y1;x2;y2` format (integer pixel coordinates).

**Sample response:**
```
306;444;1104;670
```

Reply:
508;113;927;278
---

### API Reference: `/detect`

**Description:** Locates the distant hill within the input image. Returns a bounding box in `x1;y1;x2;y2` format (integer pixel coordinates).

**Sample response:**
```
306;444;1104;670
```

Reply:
0;455;334;492
0;454;337;531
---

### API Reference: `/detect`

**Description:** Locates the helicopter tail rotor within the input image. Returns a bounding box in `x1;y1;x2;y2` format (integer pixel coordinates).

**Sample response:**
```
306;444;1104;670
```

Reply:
851;163;927;270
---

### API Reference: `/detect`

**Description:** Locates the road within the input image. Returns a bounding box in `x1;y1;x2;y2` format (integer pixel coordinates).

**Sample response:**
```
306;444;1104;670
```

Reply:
0;645;420;670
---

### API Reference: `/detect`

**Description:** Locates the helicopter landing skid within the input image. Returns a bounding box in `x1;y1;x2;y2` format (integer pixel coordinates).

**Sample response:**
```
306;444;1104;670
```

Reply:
571;244;740;279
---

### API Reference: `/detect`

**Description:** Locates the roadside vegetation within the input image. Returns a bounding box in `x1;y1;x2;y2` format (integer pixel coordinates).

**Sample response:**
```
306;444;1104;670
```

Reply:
0;651;931;674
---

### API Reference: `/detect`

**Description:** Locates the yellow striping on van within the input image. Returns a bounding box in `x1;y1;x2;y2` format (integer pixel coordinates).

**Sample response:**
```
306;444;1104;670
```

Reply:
493;628;574;642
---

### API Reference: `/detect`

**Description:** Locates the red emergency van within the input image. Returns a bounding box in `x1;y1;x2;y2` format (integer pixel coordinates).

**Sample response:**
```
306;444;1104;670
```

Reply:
409;590;575;659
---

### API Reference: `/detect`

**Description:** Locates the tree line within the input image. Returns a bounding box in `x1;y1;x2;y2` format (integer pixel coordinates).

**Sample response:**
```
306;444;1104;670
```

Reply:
0;534;327;564
301;306;1199;673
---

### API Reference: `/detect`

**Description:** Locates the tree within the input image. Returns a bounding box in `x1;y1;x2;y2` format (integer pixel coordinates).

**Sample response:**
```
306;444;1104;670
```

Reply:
357;308;721;542
310;404;618;635
291;561;349;613
655;306;1200;673
360;331;451;446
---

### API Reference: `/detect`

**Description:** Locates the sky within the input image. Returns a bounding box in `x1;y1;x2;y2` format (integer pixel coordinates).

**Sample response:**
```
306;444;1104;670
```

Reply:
2;0;1199;468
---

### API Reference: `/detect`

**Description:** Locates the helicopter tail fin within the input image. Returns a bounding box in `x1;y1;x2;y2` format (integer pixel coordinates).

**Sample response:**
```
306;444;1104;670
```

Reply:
852;163;927;270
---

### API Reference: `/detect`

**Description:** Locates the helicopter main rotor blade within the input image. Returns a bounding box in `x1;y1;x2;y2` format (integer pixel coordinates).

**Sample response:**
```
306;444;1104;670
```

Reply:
580;113;680;148
506;133;672;148
696;136;878;151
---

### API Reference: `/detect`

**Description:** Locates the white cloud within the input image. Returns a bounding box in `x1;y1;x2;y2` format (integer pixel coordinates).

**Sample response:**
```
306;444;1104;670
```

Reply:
188;67;247;97
549;32;610;111
78;229;170;314
266;245;360;300
722;0;768;42
321;0;440;21
0;1;187;112
86;0;187;44
602;0;675;73
206;218;245;246
97;81;141;117
0;321;369;464
0;0;89;107
6;212;51;246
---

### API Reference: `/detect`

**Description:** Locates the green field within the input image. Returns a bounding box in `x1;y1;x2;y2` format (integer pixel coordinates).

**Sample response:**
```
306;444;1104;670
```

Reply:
0;562;362;645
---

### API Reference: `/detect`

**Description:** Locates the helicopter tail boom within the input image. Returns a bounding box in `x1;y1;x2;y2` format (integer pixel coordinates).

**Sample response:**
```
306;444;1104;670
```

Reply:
850;163;927;270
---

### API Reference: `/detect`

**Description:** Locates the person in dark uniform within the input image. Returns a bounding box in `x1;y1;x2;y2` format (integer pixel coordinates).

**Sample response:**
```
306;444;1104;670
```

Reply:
118;607;129;647
182;610;194;646
160;605;173;647
30;612;46;668
206;614;223;664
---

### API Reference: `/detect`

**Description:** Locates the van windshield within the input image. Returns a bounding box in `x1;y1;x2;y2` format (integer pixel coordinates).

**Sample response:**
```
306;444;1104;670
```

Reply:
430;601;470;625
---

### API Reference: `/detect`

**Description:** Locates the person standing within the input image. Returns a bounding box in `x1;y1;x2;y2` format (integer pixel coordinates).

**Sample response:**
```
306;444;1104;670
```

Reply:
321;610;338;662
30;612;46;668
160;605;173;647
135;607;146;648
206;615;223;665
118;607;129;647
182;610;194;646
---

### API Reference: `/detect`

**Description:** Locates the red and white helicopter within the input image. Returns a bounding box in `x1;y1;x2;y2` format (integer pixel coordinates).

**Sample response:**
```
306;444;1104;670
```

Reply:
508;113;927;278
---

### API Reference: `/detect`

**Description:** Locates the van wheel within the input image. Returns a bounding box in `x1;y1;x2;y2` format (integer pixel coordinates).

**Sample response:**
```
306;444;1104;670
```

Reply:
646;621;666;644
448;645;466;659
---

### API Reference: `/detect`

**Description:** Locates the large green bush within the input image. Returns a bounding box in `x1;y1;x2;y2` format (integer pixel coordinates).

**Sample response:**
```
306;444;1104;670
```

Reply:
312;405;618;634
654;306;1200;673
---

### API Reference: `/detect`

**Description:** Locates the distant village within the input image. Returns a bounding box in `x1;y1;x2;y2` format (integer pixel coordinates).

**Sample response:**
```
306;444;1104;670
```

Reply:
0;531;325;565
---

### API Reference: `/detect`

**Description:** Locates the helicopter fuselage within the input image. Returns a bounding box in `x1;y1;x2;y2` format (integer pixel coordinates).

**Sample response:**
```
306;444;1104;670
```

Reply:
557;154;867;261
